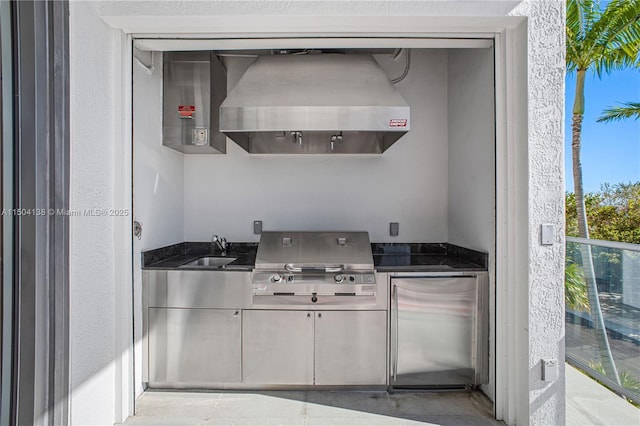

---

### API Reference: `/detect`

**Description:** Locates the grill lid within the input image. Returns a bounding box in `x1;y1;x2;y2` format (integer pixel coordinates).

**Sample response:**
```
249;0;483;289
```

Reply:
254;231;374;271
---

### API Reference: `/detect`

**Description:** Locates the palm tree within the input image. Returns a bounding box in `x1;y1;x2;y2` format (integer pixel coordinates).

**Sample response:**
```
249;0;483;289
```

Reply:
566;0;640;383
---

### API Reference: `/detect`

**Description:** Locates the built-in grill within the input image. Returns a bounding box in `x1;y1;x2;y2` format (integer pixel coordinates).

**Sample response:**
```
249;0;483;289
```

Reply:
252;231;378;307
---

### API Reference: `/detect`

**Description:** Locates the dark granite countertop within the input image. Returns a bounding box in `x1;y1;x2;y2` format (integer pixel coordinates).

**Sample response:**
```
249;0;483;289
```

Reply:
372;243;487;272
143;241;487;273
142;242;257;271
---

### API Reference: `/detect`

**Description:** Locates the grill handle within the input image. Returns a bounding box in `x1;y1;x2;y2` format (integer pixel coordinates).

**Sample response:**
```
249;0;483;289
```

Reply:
284;264;344;273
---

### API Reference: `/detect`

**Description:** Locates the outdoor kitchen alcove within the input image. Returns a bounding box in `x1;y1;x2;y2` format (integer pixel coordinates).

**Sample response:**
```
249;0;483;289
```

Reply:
132;40;496;402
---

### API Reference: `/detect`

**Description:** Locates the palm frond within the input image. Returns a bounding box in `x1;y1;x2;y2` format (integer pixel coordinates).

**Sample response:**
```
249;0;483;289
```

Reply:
567;0;586;69
585;0;640;75
580;0;599;39
567;0;640;74
567;0;587;39
597;101;640;122
567;0;596;69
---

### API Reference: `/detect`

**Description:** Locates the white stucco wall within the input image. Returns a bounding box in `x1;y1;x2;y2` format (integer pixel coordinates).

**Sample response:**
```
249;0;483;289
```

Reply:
519;2;566;424
69;2;119;424
68;1;566;425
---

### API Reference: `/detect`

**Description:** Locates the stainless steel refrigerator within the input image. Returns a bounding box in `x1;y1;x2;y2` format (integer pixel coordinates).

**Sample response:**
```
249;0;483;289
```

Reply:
390;274;488;388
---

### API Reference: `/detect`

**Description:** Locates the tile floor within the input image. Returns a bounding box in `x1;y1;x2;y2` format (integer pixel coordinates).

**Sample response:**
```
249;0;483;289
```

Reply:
121;389;501;425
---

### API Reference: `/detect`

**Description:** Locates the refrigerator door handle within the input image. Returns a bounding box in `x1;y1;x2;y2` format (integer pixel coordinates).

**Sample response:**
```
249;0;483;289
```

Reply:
392;283;399;383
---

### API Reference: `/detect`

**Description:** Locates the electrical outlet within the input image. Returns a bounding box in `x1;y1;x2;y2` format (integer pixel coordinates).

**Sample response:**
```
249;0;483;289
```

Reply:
253;220;262;234
390;222;399;237
541;359;558;382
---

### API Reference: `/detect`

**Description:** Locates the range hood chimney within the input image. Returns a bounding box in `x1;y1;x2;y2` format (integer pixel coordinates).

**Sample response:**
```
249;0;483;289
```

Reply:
219;54;410;154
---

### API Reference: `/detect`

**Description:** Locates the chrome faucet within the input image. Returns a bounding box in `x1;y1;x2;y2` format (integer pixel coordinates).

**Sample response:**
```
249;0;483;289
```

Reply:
211;235;227;256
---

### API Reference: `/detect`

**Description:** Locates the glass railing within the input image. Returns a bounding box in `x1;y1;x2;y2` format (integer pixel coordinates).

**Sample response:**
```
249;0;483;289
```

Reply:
565;236;640;404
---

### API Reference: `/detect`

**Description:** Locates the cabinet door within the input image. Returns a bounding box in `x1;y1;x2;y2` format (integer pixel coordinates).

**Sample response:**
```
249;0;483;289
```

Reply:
148;308;241;385
242;310;314;385
314;310;387;385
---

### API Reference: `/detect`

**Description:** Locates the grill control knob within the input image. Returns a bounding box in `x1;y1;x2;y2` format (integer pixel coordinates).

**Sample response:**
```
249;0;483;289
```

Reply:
272;273;283;283
334;274;344;283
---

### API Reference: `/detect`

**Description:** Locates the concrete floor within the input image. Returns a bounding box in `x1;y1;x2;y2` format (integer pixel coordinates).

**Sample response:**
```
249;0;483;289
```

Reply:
566;364;640;426
121;365;640;425
121;389;500;425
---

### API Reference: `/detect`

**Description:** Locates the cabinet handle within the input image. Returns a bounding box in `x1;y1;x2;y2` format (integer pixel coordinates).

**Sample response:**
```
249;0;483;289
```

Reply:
317;313;322;318
307;313;311;318
233;311;239;317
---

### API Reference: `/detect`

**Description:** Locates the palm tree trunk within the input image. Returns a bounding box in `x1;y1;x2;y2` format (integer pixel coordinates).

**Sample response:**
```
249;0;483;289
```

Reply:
572;70;621;384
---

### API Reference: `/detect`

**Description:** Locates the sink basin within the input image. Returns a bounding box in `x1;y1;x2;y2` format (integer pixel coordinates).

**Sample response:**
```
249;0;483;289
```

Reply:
181;257;237;268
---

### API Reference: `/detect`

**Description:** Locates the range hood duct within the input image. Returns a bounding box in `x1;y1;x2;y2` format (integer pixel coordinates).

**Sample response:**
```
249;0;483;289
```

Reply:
219;54;410;154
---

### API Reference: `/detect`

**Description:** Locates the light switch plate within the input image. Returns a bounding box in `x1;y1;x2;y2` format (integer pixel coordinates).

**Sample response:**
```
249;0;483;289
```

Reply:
541;224;554;245
390;222;399;237
253;220;262;234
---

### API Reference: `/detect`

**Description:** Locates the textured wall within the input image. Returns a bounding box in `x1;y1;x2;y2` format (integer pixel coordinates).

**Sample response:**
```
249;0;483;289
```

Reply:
513;2;567;424
69;2;118;424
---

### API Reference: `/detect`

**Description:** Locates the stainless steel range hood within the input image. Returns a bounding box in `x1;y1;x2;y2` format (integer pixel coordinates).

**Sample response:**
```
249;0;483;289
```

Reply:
219;54;410;154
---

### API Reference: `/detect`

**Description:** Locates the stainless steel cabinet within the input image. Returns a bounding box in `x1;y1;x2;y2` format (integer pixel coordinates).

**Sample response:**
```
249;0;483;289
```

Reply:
242;310;387;386
390;274;488;387
142;270;251;387
314;310;387;385
242;310;314;385
148;308;241;386
145;270;251;309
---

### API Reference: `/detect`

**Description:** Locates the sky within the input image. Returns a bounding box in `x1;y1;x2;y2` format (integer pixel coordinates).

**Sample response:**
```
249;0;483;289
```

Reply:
565;67;640;194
